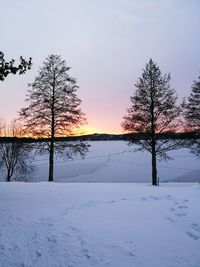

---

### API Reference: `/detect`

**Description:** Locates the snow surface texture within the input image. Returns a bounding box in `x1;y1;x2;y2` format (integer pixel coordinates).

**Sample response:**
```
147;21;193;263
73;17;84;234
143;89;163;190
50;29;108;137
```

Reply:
0;183;200;267
19;141;200;182
0;141;199;183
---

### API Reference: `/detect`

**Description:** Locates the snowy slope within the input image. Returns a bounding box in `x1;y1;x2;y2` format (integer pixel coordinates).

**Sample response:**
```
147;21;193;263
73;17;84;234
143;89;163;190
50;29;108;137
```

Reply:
0;182;200;267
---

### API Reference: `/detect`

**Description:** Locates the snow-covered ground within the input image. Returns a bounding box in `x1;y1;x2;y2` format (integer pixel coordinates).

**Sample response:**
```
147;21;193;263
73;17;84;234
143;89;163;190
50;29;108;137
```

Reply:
33;141;199;183
0;141;199;183
0;141;199;266
0;182;200;267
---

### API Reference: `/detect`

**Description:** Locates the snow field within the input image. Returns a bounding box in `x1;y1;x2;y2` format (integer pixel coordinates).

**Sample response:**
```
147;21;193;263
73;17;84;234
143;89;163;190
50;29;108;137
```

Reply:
0;182;200;267
21;141;200;183
0;141;199;183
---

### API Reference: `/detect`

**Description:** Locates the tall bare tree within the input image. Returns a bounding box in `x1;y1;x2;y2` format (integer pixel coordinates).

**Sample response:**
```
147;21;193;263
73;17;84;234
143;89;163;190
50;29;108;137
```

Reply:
19;55;88;181
0;51;32;81
184;74;200;157
122;59;181;185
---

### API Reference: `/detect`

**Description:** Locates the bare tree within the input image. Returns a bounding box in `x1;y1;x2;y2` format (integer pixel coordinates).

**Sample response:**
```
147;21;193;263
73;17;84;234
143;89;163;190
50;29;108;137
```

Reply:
122;59;181;185
0;51;32;81
184;74;200;131
19;55;88;181
0;121;34;182
184;74;200;157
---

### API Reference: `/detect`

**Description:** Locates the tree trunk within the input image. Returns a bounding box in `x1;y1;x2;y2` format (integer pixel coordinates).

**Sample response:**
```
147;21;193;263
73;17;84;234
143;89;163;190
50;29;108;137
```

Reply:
48;73;55;182
150;77;158;186
7;169;11;182
151;142;157;185
48;140;54;182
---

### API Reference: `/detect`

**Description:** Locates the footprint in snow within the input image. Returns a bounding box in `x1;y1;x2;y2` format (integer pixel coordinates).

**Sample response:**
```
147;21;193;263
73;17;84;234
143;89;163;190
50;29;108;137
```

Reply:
35;250;42;258
47;235;57;243
166;217;175;223
186;231;200;240
149;196;159;200
192;223;200;231
126;251;136;257
85;201;100;208
0;244;5;251
69;226;76;231
125;241;137;257
121;198;129;201
169;208;176;211
176;213;187;217
178;205;188;209
83;248;91;259
140;197;148;201
163;195;172;200
107;200;117;203
174;201;180;205
126;241;134;245
63;232;72;238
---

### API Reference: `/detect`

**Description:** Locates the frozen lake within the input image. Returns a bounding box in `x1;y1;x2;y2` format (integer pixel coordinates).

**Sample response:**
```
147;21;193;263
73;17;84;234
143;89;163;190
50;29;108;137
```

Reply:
20;141;200;183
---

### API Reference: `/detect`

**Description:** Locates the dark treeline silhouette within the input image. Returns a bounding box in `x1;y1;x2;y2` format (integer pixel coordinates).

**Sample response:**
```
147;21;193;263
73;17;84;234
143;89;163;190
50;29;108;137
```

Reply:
0;131;200;143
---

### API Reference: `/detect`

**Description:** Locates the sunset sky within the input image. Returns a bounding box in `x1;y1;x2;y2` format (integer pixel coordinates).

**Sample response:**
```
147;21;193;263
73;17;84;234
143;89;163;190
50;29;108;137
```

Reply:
1;0;200;134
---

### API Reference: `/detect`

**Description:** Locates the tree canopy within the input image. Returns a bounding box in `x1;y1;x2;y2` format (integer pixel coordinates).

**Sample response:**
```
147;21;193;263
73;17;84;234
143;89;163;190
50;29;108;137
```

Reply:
122;59;181;185
184;74;200;157
19;54;88;181
185;75;200;132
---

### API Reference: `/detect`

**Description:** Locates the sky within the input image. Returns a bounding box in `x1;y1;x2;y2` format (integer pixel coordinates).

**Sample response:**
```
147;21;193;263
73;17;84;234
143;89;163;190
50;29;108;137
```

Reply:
1;0;200;134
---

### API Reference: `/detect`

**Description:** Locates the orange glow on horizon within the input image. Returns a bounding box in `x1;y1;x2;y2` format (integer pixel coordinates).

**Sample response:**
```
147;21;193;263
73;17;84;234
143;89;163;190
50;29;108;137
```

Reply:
5;126;121;138
74;125;123;135
74;126;108;135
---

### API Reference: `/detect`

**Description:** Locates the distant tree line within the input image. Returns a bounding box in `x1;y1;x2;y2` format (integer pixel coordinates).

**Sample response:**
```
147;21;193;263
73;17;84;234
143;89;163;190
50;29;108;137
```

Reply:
0;53;199;185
